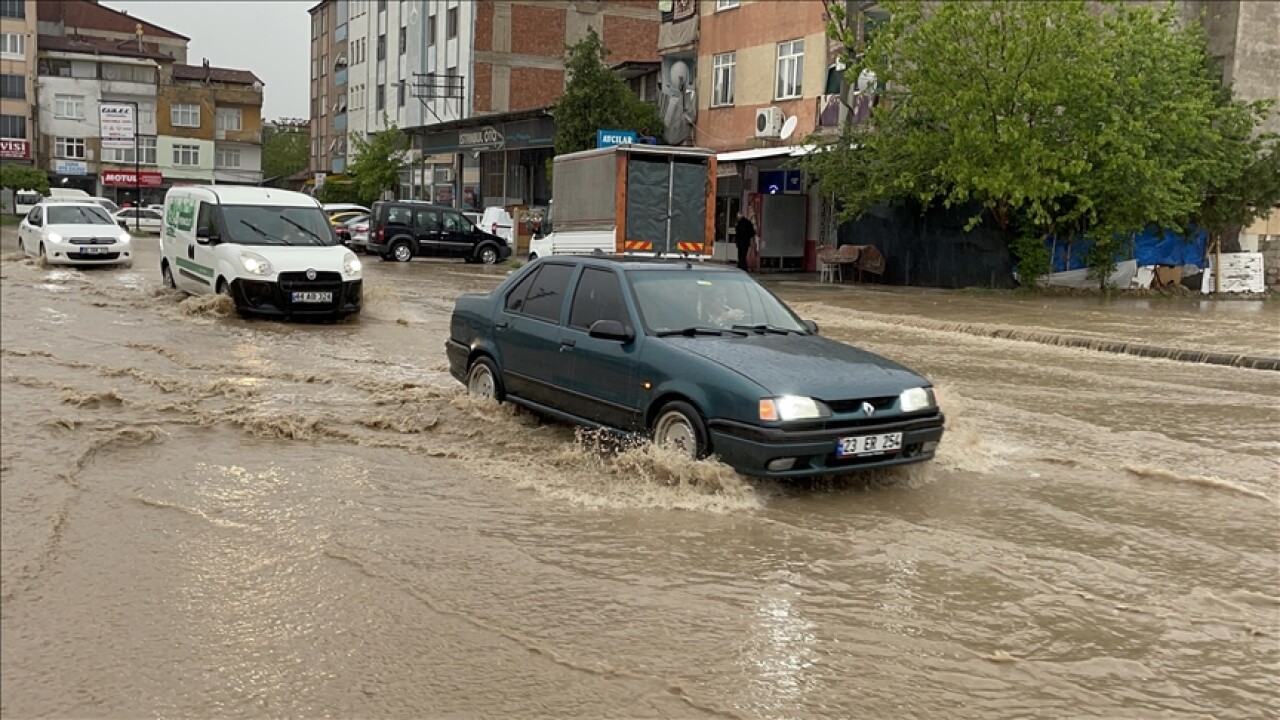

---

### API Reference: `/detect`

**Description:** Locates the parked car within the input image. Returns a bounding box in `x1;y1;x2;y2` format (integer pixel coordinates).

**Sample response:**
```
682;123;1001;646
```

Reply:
322;203;370;216
342;214;370;251
446;256;945;478
327;210;364;230
17;201;134;268
114;207;164;233
158;186;362;319
332;212;366;245
89;196;120;214
367;200;512;264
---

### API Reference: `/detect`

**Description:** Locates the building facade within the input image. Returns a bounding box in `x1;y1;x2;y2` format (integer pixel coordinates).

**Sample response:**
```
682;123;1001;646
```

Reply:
159;61;265;193
0;0;38;169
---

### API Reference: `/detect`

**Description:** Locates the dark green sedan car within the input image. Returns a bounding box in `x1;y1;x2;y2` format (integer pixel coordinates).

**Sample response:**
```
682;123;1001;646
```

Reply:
446;256;945;478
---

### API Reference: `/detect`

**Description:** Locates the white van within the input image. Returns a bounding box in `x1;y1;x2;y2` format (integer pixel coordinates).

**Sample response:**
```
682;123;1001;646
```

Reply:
13;187;93;216
159;186;363;319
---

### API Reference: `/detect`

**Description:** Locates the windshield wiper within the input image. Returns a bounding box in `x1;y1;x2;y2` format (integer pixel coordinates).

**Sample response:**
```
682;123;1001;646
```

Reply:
279;215;326;245
732;324;801;335
656;326;748;338
239;219;292;246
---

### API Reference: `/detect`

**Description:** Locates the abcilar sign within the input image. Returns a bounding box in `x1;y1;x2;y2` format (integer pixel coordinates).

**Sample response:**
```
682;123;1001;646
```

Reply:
99;103;140;231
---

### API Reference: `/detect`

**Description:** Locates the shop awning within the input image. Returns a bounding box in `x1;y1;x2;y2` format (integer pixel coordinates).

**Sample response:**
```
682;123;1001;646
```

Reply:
715;146;802;163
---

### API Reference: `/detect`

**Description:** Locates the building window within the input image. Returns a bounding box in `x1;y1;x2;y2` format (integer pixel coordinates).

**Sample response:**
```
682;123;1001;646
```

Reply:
377;34;385;61
0;73;23;100
0;114;25;138
173;144;201;166
397;81;405;107
138;102;155;128
376;84;385;111
447;7;458;39
101;64;156;84
0;0;24;19
216;107;243;132
428;15;437;46
716;0;740;9
216;147;242;168
377;0;386;12
56;137;86;159
0;32;23;59
104;136;158;165
712;52;735;107
54;95;85;119
399;26;407;54
171;103;201;128
776;39;804;100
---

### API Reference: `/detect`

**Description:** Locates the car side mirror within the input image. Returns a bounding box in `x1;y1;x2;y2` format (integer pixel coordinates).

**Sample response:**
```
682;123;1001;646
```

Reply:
195;233;218;245
588;319;634;343
802;319;819;335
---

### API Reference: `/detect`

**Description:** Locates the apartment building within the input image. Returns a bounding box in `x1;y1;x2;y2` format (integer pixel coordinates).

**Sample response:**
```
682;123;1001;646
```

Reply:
310;0;659;210
159;60;265;192
0;0;37;168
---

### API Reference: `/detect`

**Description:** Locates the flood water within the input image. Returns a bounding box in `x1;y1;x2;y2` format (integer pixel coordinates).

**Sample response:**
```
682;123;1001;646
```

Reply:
2;230;1277;719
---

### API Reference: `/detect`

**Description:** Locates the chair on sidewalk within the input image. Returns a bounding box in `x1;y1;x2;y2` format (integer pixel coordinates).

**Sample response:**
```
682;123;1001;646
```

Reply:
817;246;842;283
834;244;861;281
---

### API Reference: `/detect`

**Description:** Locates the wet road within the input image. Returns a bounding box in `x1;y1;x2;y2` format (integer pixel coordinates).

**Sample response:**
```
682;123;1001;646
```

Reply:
2;229;1277;719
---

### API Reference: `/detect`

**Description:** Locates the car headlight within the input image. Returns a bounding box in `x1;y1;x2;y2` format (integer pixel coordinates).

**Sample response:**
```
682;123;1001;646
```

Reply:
343;251;362;277
759;395;832;422
239;251;273;276
47;232;63;243
118;232;131;244
899;387;936;413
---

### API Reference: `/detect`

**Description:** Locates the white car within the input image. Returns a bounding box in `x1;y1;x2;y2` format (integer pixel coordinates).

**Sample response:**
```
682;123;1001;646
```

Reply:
113;207;164;233
17;202;133;267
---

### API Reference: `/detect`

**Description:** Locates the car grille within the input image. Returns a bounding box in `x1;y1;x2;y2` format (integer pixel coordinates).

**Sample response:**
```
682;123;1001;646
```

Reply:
277;270;343;292
69;237;118;245
824;396;898;415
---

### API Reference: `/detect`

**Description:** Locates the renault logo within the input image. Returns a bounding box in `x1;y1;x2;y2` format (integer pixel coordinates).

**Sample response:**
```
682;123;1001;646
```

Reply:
305;268;317;280
862;401;875;416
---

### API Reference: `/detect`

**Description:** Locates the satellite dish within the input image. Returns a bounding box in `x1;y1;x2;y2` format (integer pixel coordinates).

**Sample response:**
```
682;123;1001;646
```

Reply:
780;115;798;141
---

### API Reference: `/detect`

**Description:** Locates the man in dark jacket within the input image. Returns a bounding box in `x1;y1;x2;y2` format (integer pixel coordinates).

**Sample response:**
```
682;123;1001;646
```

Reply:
734;210;756;271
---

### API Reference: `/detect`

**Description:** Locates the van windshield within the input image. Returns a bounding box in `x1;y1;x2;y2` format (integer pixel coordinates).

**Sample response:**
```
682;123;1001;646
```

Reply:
220;204;337;247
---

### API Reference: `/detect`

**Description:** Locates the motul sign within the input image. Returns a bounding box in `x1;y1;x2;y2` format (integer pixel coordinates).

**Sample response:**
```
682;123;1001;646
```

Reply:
102;170;164;187
0;139;30;159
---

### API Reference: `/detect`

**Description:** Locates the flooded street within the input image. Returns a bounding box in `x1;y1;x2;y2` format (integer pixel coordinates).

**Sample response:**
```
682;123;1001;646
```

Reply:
2;229;1277;719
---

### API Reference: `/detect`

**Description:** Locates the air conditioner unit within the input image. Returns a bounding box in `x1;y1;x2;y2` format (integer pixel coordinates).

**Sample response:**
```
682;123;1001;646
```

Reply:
755;107;784;139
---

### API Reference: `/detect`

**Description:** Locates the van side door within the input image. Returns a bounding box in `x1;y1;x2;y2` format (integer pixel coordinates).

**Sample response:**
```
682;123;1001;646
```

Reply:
441;210;475;258
178;202;220;294
413;208;442;255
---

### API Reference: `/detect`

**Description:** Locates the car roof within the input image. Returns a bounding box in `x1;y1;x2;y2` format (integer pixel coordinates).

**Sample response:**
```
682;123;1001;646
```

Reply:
38;199;105;208
546;254;740;272
171;185;320;207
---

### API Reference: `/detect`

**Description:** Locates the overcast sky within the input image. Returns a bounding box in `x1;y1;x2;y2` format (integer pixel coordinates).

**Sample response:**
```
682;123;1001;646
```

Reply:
106;1;310;120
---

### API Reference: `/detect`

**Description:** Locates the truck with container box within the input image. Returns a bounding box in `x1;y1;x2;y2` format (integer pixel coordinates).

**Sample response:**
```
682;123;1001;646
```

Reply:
527;144;717;260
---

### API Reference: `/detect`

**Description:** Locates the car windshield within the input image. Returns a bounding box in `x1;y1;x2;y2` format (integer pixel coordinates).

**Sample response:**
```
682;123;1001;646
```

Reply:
220;204;337;246
46;205;115;225
627;269;809;335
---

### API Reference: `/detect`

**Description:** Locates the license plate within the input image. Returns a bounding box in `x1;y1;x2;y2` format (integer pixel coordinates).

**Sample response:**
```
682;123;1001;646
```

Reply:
80;246;106;255
291;291;333;303
836;432;903;457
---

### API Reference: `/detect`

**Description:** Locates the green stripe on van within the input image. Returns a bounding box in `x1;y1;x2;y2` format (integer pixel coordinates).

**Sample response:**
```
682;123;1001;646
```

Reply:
175;257;214;278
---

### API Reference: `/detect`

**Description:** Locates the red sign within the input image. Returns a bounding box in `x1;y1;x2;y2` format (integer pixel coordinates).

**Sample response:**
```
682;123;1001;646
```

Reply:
0;139;30;159
102;170;164;187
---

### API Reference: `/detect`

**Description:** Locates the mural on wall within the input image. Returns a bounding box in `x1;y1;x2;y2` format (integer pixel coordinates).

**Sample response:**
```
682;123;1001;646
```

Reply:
659;56;697;145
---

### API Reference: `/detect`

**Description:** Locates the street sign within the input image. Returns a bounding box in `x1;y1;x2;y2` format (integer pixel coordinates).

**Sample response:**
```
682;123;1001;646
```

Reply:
0;138;29;159
99;103;136;150
596;129;638;148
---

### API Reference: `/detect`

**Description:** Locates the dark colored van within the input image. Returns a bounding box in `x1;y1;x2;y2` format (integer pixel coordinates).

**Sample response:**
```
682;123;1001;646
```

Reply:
367;200;512;265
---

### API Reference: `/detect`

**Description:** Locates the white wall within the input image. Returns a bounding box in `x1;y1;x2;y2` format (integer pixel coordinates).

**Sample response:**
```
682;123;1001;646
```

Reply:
37;76;101;144
158;136;214;179
213;142;263;184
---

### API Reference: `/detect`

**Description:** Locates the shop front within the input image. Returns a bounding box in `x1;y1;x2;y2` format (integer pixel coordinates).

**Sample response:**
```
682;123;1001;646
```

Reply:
414;109;555;215
99;169;166;207
715;146;819;272
51;159;96;195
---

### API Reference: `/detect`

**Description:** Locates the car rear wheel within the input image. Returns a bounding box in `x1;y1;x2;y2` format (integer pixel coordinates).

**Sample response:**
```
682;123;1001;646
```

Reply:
652;401;710;459
467;357;504;402
391;241;413;262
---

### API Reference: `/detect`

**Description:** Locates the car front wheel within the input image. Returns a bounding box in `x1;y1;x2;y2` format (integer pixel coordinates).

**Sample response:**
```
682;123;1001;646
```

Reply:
477;245;499;265
391;241;413;262
466;357;504;402
161;262;177;289
652;401;710;460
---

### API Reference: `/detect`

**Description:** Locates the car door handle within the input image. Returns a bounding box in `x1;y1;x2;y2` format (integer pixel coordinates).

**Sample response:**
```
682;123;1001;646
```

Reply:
560;338;576;347
187;245;195;259
495;320;509;330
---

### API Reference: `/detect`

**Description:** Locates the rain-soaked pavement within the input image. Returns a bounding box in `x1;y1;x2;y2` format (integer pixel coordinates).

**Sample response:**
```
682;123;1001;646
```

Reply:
1;227;1277;719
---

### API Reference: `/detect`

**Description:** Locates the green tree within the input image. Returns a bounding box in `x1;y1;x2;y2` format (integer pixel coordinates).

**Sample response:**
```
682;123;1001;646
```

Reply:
552;27;663;156
261;122;310;181
347;114;409;206
803;0;1264;288
1;164;49;195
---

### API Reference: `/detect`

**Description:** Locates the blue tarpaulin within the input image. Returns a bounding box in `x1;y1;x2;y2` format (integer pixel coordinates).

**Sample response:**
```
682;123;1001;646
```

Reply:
1043;225;1207;272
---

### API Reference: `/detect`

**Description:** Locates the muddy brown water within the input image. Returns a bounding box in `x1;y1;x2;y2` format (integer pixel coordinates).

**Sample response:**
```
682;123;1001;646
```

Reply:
1;229;1277;719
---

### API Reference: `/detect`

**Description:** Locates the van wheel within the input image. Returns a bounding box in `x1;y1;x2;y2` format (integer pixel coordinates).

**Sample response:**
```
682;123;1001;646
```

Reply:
477;245;499;265
391;241;412;262
528;253;538;261
161;261;176;289
216;279;230;296
38;243;46;259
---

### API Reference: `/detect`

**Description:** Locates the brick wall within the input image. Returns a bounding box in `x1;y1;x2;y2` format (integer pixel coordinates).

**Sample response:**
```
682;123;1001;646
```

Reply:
510;68;565;111
603;14;659;63
473;62;493;113
511;4;567;57
475;1;494;52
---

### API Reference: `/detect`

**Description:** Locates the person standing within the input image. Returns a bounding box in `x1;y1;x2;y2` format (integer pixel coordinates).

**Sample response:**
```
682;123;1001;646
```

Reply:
734;209;757;271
